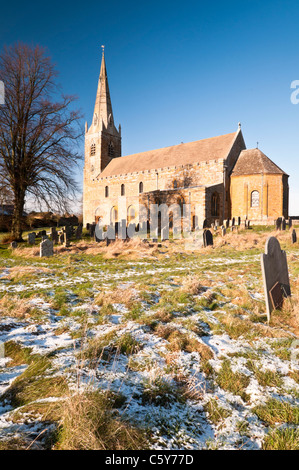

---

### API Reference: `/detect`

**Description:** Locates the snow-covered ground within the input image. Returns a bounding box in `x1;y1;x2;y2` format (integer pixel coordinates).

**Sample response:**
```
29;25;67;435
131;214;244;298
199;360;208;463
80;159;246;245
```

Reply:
0;243;298;450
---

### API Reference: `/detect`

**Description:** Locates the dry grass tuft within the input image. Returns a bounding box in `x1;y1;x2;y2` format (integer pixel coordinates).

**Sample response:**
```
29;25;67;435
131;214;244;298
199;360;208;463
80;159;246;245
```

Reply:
0;295;32;319
181;275;204;295
56;391;147;450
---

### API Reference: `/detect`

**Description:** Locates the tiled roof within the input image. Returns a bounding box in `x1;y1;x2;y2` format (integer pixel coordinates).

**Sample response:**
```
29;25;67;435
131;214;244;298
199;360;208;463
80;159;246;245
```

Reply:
232;148;287;176
99;131;239;178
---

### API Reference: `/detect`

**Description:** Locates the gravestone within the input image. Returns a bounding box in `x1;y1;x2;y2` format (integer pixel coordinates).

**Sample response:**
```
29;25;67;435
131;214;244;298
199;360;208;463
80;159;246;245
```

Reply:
59;232;65;245
276;217;282;230
221;226;226;237
52;231;59;245
28;233;36;245
89;223;96;238
281;218;286;231
75;224;82;240
292;229;297;244
11;241;18;249
40;239;54;257
288;219;292;229
203;229;213;247
261;236;291;321
161;226;169;241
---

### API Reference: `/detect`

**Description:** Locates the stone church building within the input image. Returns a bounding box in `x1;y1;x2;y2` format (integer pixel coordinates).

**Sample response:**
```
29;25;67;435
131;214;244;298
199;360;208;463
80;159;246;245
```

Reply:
83;51;289;230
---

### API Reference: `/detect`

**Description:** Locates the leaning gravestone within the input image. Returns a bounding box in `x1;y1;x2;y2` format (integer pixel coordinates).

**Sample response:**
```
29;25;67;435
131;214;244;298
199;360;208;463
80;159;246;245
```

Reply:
261;237;291;321
40;239;54;257
203;229;213;247
291;229;297;244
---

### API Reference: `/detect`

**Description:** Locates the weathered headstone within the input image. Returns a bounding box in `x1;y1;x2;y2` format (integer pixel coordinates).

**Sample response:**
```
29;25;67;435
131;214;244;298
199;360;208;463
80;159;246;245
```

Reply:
261;237;291;321
40;238;54;257
28;233;36;245
291;229;297;244
288;219;293;229
221;226;226;237
203;229;213;247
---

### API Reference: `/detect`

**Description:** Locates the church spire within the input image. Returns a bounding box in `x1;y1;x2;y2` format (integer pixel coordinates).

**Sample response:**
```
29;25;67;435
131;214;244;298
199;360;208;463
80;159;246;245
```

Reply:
92;46;114;129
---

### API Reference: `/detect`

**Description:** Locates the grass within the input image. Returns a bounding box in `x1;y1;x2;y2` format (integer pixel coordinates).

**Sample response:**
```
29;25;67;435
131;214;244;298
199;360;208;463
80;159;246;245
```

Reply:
216;359;251;402
55;391;147;450
262;428;299;450
253;399;299;426
0;226;298;449
204;399;232;427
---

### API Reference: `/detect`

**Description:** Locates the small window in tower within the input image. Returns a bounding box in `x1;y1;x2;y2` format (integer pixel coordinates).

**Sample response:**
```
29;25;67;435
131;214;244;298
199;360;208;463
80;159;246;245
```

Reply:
121;184;125;196
90;144;96;156
105;186;109;198
139;182;143;194
173;180;178;189
251;190;259;207
108;142;115;157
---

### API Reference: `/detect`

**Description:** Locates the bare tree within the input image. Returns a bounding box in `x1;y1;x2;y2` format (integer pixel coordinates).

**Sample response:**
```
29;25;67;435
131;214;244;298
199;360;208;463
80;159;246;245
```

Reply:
0;43;83;240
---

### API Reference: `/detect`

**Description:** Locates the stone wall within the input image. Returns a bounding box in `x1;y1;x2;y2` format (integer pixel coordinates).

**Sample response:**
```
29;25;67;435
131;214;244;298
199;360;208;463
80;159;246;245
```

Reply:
230;173;289;222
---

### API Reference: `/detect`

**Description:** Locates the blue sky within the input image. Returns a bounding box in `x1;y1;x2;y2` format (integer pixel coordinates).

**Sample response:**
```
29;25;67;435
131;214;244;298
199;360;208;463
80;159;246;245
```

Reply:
1;0;299;214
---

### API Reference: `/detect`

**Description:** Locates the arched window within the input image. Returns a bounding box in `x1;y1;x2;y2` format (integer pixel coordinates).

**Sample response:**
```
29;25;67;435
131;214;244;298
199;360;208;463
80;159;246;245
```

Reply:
127;206;136;223
121;184;125;196
111;206;118;223
177;196;184;210
173;179;178;189
139;182;143;194
211;192;220;217
108;142;115;157
105;186;109;198
90;143;96;156
251;190;259;207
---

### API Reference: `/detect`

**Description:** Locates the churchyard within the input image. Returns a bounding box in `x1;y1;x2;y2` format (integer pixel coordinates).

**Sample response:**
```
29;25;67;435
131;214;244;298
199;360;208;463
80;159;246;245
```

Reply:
0;224;298;450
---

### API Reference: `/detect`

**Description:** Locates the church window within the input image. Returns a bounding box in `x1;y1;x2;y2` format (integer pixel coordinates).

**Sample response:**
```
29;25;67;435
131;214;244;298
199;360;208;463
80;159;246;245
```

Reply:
173;180;178;189
127;206;135;223
90;144;96;156
105;186;109;198
111;206;118;223
211;192;220;217
251;190;259;207
108;142;115;157
139;182;143;194
121;184;125;196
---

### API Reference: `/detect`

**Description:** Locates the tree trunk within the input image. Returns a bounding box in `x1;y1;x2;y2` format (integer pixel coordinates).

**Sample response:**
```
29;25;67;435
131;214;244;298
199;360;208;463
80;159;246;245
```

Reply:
11;191;25;241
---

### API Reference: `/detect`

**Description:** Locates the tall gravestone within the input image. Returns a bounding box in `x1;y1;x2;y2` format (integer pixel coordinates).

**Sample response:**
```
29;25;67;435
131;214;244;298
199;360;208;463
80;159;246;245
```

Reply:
291;229;297;244
203;229;213;247
261;237;291;321
40;239;54;257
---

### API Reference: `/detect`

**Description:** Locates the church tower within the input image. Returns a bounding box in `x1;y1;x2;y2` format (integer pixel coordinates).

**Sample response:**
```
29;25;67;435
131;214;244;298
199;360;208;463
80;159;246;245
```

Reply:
83;48;121;224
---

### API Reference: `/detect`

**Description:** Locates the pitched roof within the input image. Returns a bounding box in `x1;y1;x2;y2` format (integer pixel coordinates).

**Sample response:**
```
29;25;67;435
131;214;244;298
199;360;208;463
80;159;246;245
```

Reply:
231;148;287;176
99;131;239;178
